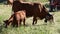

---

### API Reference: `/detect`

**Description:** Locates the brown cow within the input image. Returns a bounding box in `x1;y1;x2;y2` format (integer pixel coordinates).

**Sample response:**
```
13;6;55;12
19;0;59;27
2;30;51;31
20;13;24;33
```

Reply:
4;1;54;26
4;10;26;27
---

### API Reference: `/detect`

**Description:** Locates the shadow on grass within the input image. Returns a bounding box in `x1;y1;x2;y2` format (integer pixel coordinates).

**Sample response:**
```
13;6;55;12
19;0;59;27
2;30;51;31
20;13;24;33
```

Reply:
24;23;47;27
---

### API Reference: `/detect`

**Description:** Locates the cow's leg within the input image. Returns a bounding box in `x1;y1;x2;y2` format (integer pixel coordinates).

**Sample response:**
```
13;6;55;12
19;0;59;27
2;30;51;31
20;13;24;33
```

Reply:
32;17;36;25
8;14;14;22
35;18;37;24
12;20;16;27
23;18;25;26
20;19;22;26
11;14;16;27
17;20;20;27
15;13;20;27
44;19;47;23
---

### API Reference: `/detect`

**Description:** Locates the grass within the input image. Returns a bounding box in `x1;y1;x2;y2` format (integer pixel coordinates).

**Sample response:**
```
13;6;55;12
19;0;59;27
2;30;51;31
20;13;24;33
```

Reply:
0;0;60;34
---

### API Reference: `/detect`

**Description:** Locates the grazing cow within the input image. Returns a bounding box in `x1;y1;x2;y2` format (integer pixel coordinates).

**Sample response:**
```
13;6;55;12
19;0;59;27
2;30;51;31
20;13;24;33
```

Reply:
4;1;54;26
4;10;26;27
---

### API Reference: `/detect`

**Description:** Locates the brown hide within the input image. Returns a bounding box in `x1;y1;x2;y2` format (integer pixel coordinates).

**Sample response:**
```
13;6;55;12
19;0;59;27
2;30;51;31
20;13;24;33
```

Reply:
12;1;48;19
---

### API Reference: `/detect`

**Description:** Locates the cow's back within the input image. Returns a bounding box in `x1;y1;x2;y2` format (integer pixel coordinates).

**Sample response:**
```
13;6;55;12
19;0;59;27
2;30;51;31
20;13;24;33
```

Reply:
12;1;48;19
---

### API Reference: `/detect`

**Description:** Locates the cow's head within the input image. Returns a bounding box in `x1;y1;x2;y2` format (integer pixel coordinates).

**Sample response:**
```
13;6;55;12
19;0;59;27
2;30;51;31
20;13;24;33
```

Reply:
44;13;54;23
3;20;9;25
3;20;9;28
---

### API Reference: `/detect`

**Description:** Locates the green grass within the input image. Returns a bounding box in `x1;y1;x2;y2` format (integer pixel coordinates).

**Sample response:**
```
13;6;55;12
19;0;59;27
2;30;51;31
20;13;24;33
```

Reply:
0;1;60;34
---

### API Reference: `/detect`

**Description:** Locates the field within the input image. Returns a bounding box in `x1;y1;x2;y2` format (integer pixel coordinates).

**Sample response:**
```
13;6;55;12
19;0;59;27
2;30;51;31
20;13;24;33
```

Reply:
0;0;60;34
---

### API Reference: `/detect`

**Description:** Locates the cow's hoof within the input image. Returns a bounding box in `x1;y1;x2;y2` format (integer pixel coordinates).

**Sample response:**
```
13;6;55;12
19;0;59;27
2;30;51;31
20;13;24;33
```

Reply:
32;24;35;25
44;20;47;23
35;22;37;24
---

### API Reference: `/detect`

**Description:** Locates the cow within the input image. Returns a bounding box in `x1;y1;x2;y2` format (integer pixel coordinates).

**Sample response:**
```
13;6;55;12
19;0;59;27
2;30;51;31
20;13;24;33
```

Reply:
4;10;26;28
4;1;54;27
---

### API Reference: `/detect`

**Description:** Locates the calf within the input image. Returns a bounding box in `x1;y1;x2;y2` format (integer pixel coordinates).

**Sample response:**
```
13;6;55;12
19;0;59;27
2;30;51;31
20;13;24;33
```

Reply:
4;10;26;27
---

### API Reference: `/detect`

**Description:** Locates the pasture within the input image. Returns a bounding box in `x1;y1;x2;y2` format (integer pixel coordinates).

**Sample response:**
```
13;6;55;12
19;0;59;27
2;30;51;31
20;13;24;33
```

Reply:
0;0;60;34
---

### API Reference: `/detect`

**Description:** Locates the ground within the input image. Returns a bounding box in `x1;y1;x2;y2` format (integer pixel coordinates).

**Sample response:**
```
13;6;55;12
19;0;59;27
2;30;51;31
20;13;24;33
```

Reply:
0;0;60;34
